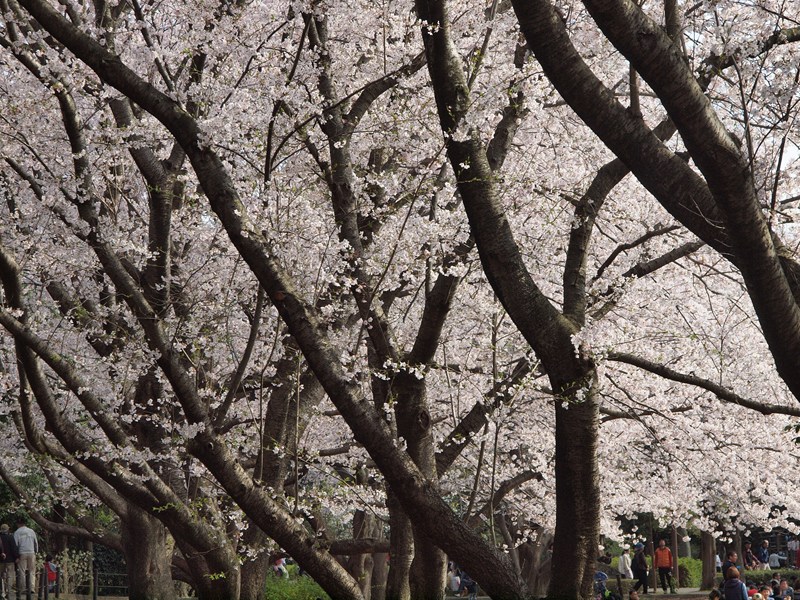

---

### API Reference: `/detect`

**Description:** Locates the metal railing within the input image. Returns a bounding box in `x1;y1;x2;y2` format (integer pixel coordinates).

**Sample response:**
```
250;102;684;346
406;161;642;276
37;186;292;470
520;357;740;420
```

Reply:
1;563;128;600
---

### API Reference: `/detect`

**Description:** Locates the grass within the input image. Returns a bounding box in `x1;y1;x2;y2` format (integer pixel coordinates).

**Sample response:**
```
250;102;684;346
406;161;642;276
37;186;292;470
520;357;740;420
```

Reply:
264;567;331;600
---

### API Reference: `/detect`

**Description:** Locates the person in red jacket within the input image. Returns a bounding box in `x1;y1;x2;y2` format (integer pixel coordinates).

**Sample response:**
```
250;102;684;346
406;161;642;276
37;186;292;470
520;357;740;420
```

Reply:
44;555;57;592
654;539;677;594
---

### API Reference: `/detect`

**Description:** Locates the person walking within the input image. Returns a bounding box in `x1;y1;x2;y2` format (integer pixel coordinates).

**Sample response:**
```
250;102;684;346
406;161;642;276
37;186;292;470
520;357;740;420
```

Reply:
654;539;676;594
13;519;37;594
632;543;650;594
619;547;634;579
0;525;18;600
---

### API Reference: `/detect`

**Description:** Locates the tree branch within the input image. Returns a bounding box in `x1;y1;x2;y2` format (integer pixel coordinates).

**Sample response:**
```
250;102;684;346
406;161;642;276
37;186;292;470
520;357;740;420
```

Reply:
608;352;800;417
578;0;800;399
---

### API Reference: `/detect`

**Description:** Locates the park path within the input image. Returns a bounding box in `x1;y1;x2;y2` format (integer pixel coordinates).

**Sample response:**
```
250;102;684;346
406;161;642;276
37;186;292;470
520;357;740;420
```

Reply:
444;588;709;600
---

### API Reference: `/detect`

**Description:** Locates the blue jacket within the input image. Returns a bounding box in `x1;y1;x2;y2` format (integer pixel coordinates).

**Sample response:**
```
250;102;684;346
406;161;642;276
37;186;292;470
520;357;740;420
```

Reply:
723;578;748;600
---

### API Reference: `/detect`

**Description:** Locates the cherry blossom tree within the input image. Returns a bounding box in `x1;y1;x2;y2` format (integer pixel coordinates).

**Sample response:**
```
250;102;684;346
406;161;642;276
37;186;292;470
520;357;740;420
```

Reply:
1;0;800;599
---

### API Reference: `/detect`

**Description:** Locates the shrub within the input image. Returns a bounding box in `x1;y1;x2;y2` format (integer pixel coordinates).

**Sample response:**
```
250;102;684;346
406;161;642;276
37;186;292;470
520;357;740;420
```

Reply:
715;569;800;588
606;556;702;589
678;557;702;587
54;548;92;594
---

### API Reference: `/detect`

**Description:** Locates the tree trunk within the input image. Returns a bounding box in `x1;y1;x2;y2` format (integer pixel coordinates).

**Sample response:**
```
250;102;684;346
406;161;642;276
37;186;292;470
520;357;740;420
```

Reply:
679;528;691;558
394;374;447;600
120;506;177;600
548;386;600;600
701;531;716;590
347;510;380;600
371;548;389;600
672;525;680;586
520;529;553;596
175;537;241;600
239;527;271;600
732;532;742;574
648;529;657;592
239;355;325;600
409;533;446;600
239;358;292;600
385;489;413;600
50;503;68;554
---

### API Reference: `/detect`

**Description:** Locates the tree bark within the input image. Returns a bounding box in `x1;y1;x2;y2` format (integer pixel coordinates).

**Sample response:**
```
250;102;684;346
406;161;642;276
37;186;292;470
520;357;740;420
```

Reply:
394;373;446;600
371;548;389;600
520;529;553;596
239;529;271;600
173;537;241;600
385;489;413;600
346;511;380;600
120;505;177;600
701;531;716;590
548;389;600;600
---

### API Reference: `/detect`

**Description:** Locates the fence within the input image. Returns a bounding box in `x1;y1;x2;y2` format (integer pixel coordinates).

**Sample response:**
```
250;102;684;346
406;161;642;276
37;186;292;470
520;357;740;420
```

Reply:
1;563;127;600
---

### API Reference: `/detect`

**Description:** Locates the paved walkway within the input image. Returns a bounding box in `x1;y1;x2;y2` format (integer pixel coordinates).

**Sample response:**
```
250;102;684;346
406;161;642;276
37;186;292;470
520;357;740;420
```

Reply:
445;588;710;599
643;589;708;597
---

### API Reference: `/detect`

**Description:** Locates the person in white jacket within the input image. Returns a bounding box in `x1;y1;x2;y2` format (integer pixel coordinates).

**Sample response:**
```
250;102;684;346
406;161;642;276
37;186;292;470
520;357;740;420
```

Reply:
619;547;634;579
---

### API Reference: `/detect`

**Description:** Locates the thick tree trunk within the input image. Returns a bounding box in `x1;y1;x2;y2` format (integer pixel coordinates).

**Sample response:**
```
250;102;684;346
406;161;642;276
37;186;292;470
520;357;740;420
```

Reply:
239;384;288;600
362;554;376;600
520;529;553;596
409;533;446;600
701;531;716;590
385;489;413;600
394;374;447;600
50;503;68;554
371;548;389;600
129;372;242;599
175;537;241;600
347;511;381;600
548;386;600;600
239;527;271;600
120;506;177;600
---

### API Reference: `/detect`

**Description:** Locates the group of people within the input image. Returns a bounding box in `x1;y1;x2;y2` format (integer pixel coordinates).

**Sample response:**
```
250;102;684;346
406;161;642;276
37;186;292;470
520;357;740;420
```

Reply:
448;563;478;599
617;539;677;595
615;537;799;600
715;564;798;600
738;542;792;571
0;519;55;598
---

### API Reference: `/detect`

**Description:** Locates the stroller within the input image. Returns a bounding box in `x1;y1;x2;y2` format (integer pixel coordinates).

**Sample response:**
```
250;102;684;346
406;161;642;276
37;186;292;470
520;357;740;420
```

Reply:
594;572;622;600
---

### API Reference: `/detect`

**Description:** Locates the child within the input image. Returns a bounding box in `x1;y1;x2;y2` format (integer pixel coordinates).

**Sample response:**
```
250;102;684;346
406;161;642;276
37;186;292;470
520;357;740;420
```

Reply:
44;555;57;592
272;556;288;578
448;567;461;593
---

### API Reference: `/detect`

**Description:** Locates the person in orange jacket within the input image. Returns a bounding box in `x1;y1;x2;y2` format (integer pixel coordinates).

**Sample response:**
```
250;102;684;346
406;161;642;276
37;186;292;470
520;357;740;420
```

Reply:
654;539;677;594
